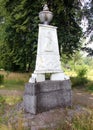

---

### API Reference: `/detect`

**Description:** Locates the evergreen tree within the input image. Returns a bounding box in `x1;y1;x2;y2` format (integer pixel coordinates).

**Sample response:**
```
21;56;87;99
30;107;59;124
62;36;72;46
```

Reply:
0;0;82;71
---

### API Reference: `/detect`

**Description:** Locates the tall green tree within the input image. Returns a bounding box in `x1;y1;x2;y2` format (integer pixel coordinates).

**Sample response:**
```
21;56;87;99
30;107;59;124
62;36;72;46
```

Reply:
78;0;93;56
0;0;82;71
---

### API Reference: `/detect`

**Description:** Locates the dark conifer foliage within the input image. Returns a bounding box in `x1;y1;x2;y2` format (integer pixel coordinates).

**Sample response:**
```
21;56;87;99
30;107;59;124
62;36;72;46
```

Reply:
0;0;82;71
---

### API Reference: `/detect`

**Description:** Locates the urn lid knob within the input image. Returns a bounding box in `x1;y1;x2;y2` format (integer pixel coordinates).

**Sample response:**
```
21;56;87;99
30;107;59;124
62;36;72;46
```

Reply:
43;4;49;11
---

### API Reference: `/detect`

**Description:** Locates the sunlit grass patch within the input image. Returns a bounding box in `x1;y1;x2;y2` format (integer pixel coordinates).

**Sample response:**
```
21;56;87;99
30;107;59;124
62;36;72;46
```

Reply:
4;96;22;106
0;85;5;88
64;70;76;77
0;95;22;112
87;69;93;76
0;71;30;90
87;76;93;81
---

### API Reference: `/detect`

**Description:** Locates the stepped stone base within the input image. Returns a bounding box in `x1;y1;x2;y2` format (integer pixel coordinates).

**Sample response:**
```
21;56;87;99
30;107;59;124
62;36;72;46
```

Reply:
23;80;72;114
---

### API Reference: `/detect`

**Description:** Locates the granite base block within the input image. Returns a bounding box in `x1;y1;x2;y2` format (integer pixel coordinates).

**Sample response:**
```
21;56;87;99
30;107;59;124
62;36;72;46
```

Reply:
23;80;72;114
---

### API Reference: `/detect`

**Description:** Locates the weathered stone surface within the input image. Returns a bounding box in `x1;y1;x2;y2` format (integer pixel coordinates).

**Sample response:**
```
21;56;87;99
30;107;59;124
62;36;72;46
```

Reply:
37;89;71;113
35;24;61;73
23;80;72;114
25;80;71;94
24;83;36;95
23;95;37;114
51;72;69;81
29;24;69;83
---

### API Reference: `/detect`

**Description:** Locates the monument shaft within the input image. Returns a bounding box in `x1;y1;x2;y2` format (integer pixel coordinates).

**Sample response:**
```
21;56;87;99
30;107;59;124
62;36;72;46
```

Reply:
35;24;62;73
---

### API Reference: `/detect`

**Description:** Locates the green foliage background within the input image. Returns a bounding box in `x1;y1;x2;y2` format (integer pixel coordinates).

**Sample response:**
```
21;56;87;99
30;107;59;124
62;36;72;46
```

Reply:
0;0;82;72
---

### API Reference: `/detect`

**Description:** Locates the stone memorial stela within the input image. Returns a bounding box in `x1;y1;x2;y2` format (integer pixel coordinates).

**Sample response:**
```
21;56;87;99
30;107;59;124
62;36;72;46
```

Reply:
23;4;72;114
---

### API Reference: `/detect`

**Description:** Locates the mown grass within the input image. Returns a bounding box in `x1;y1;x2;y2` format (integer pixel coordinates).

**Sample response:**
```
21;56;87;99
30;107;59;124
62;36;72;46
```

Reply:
0;71;30;90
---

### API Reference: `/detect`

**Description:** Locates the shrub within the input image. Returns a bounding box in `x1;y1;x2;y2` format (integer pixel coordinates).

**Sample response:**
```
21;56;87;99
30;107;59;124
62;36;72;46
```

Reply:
76;67;88;85
76;66;87;78
0;74;4;84
71;67;88;87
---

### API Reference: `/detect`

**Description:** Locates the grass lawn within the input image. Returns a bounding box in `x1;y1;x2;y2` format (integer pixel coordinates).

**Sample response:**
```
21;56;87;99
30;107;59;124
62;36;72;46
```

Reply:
0;71;30;90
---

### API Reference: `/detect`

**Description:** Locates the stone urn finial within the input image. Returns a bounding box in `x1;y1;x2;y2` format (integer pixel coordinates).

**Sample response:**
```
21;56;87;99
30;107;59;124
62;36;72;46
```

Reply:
43;4;49;11
39;4;53;25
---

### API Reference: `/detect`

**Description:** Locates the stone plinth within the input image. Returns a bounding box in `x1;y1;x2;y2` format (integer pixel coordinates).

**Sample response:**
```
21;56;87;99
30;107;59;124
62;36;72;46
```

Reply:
23;80;72;114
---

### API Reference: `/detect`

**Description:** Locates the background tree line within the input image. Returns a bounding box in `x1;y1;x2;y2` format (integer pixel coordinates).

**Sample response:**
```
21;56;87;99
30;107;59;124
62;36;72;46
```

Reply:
0;0;87;72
